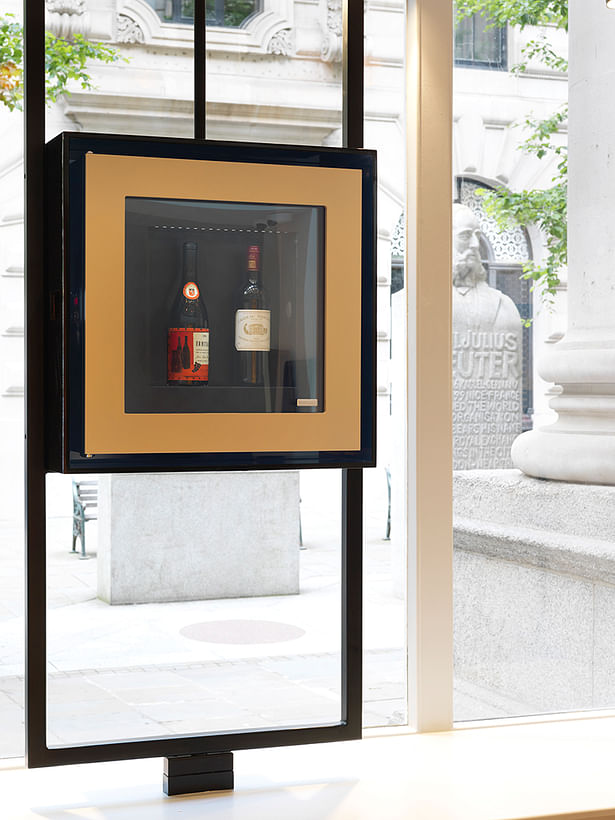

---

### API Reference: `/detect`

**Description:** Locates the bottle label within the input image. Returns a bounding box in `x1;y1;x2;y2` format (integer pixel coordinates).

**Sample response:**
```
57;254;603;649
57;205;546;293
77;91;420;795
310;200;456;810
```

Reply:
168;328;209;381
235;309;270;351
182;282;200;300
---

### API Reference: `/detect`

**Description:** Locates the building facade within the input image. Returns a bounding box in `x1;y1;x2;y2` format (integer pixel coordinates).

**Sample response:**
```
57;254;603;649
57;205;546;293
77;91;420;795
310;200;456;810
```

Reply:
0;1;567;520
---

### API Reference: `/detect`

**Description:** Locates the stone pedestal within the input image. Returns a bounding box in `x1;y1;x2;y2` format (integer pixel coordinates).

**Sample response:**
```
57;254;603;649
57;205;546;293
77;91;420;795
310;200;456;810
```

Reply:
512;2;615;484
97;471;300;605
454;470;615;715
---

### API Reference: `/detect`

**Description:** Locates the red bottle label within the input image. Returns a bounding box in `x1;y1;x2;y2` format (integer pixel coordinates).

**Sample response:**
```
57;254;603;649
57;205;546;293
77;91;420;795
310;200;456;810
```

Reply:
167;328;209;382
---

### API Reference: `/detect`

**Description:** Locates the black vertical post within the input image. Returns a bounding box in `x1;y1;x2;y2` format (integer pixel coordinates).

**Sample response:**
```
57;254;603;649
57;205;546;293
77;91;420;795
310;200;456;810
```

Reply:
343;0;364;151
23;0;368;774
24;0;48;766
342;0;364;736
342;469;363;730
194;0;207;139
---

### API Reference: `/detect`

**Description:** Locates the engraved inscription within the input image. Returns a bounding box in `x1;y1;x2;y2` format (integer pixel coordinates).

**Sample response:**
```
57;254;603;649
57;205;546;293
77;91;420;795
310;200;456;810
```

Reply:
452;204;523;470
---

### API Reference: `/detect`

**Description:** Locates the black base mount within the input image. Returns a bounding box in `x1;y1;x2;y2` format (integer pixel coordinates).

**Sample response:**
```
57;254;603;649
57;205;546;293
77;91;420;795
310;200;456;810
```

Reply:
163;751;234;796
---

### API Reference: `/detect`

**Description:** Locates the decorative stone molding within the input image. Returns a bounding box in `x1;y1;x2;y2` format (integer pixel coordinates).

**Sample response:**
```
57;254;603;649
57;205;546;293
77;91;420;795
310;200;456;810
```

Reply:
267;27;294;56
45;0;89;38
320;0;343;62
47;0;85;14
118;0;295;54
117;13;145;44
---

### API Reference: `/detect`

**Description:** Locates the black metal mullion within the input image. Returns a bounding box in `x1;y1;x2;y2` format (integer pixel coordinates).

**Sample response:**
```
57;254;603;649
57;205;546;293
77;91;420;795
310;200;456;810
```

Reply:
343;0;364;151
341;469;363;730
24;0;48;767
341;0;364;739
194;0;207;139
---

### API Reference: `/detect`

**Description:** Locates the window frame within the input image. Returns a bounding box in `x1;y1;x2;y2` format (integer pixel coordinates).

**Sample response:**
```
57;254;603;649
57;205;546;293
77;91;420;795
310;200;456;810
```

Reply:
24;0;366;771
142;0;264;28
405;0;454;733
454;11;508;71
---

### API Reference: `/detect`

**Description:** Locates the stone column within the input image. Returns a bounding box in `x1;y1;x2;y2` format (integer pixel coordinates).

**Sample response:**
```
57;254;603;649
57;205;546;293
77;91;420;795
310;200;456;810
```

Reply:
512;0;615;484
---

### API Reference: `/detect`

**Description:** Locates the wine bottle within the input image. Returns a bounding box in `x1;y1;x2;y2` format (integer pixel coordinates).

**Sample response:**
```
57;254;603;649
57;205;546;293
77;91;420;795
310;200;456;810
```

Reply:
167;241;209;386
235;244;270;385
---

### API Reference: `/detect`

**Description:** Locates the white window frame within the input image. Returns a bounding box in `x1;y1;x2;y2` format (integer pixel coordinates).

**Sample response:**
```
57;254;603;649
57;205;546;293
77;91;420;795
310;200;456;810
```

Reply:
405;0;454;733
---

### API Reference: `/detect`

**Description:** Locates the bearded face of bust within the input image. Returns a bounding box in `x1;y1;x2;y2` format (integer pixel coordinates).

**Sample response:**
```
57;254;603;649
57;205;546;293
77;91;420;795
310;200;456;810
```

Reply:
452;204;486;289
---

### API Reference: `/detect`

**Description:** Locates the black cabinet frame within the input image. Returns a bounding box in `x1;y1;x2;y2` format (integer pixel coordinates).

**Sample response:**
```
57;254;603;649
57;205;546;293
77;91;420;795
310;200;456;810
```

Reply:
45;132;376;473
24;0;368;771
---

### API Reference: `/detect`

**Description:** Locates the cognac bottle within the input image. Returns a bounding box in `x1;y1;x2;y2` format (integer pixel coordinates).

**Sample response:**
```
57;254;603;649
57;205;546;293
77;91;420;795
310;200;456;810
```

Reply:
167;241;209;386
235;244;270;385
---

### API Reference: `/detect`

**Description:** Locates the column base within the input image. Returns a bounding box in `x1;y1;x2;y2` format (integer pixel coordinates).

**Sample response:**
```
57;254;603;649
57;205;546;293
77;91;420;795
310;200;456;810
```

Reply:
512;428;615;485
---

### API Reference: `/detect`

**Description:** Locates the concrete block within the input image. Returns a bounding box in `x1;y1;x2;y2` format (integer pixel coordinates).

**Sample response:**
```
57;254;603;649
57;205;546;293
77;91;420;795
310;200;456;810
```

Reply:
454;550;594;712
592;584;615;708
97;471;300;605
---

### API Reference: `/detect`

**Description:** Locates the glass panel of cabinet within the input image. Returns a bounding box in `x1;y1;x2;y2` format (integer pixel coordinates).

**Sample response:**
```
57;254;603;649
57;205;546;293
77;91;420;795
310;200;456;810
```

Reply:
125;197;325;415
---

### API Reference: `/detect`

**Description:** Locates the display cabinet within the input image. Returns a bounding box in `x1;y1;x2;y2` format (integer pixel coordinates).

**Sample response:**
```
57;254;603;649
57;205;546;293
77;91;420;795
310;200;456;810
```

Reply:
45;133;376;472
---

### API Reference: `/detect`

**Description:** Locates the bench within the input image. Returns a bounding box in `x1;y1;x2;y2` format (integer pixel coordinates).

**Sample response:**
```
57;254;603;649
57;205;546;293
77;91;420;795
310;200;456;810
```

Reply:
72;479;98;559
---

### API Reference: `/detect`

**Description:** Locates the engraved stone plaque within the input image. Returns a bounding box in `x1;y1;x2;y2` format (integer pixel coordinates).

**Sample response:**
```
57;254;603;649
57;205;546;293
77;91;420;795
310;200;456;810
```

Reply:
452;205;522;469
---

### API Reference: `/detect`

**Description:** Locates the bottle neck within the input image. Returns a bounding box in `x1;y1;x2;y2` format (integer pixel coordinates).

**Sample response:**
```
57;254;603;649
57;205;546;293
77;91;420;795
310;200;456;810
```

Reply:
247;244;260;284
182;242;197;279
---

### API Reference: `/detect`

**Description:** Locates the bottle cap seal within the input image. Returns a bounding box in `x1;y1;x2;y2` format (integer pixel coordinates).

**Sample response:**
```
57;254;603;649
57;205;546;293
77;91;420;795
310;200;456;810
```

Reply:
248;245;260;272
183;282;200;300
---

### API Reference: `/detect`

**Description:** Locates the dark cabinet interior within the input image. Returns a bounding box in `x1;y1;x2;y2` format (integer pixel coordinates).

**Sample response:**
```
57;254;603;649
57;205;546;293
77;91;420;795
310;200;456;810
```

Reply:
124;197;325;414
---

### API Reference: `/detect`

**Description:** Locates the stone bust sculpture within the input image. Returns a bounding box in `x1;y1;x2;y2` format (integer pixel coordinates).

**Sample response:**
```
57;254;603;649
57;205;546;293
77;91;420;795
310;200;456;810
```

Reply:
452;203;520;334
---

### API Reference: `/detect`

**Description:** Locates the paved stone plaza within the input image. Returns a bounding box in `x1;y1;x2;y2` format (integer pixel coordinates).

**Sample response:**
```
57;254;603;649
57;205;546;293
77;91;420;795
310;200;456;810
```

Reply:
0;471;410;757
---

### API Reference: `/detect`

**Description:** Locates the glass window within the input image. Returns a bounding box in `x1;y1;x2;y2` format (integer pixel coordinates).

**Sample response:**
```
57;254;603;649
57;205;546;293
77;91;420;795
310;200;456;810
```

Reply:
145;0;262;27
454;13;507;70
45;469;343;747
453;9;580;723
3;0;409;763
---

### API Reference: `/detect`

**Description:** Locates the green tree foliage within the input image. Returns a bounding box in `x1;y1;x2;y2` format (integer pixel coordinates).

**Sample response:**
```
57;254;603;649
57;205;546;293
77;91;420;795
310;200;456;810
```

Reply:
456;0;567;30
0;14;122;112
456;1;568;307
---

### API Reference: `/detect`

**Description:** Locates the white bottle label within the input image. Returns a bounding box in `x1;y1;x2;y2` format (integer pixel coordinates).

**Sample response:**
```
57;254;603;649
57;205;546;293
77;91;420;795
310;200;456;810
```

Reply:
235;309;271;351
193;330;209;365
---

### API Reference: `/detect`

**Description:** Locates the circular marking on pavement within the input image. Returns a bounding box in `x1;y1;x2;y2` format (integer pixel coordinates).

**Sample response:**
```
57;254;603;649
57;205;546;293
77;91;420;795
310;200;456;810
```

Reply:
179;619;306;645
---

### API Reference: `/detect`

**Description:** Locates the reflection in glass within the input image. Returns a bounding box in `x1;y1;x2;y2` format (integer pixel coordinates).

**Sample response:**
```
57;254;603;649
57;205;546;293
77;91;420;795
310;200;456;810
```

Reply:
144;0;261;27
